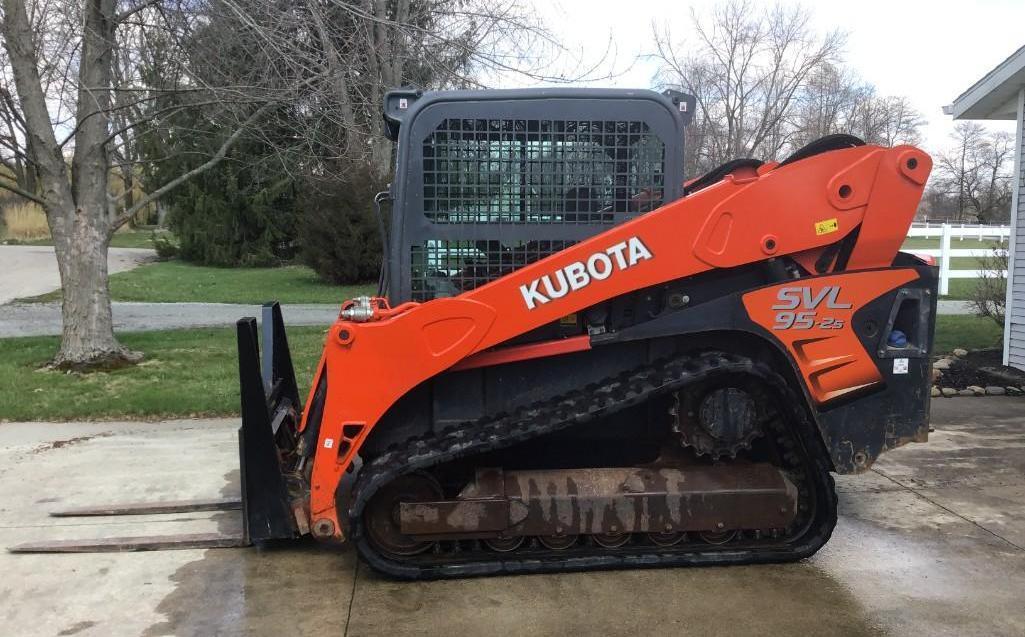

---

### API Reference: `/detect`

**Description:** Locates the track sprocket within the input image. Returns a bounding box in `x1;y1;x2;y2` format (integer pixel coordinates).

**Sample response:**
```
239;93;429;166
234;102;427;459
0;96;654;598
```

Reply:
670;384;765;459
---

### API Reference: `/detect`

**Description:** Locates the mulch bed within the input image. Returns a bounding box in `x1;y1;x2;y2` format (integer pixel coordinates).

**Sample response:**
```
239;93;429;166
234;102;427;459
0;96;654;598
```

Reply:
934;348;1025;391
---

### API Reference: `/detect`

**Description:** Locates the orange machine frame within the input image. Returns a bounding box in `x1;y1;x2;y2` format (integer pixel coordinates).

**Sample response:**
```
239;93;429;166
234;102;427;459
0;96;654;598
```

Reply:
300;144;932;541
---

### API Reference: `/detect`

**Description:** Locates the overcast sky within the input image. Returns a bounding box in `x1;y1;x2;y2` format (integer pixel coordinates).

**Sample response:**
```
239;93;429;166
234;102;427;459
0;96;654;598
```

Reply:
508;0;1024;154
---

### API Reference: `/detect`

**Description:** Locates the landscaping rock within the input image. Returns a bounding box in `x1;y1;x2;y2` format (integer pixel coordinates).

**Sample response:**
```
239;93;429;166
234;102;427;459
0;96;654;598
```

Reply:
952;348;969;358
933;358;954;371
958;389;976;397
967;385;986;396
932;368;943;383
985;386;1006;396
1008;386;1024;396
931;386;941;398
941;388;957;397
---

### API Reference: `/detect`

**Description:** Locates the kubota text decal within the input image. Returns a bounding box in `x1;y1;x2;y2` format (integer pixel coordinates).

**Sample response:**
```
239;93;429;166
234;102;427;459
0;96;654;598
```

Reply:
519;236;653;309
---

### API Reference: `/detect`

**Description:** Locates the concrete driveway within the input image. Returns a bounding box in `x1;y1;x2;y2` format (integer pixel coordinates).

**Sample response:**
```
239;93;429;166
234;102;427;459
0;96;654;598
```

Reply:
1;402;1023;637
0;245;154;305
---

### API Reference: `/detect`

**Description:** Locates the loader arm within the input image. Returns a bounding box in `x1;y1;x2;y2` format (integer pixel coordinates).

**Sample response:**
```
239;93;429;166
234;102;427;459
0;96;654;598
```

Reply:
301;143;932;542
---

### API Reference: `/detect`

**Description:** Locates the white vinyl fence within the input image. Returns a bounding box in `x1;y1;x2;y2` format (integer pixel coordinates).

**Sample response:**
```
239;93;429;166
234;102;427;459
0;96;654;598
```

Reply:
906;223;1010;295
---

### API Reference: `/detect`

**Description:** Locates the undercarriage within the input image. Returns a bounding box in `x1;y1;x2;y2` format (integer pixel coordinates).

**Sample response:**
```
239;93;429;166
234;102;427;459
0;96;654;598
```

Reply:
351;352;837;579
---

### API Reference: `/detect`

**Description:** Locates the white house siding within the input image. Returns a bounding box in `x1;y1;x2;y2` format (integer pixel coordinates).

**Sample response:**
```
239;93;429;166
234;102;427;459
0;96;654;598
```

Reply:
1008;88;1025;370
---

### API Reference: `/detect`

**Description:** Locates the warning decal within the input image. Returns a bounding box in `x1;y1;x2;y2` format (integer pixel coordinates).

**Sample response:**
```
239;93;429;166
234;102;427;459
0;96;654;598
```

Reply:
815;218;839;236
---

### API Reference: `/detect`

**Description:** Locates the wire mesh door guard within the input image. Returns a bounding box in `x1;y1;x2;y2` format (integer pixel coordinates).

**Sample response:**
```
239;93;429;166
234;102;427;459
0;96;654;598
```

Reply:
389;92;688;303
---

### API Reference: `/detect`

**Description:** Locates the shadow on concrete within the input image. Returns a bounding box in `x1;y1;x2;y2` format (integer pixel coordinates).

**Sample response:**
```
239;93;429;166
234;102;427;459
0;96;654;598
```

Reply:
143;470;354;637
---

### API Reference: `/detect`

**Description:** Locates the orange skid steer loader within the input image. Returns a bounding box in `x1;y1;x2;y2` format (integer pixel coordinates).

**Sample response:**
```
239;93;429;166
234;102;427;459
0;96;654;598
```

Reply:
12;89;936;579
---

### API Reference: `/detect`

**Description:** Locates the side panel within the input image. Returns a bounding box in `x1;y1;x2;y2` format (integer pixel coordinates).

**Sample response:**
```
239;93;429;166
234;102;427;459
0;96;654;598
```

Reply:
811;266;938;472
742;268;937;472
741;270;918;403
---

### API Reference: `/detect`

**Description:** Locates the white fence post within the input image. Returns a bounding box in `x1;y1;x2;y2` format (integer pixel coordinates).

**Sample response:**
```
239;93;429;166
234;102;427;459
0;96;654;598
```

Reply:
906;222;1009;295
939;223;952;295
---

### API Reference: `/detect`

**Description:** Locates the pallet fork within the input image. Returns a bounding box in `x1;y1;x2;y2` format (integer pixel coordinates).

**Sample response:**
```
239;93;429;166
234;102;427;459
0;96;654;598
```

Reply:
8;303;305;554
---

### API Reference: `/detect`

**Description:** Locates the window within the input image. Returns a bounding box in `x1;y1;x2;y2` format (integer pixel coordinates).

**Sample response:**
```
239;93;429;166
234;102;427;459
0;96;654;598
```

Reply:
422;119;666;225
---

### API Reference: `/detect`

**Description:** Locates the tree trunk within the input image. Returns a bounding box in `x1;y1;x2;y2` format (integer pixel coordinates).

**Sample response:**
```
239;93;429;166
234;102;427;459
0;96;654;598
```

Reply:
2;0;259;371
369;136;392;180
46;202;137;370
122;167;135;225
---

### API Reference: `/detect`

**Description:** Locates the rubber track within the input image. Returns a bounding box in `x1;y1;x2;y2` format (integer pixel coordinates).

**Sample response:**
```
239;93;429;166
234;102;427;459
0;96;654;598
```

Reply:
348;351;837;579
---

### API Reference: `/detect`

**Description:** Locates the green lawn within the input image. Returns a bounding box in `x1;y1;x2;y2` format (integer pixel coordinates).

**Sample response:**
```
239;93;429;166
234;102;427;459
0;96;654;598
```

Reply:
901;239;1005;300
106;261;373;304
109;230;166;249
17;229;167;249
943;278;988;301
949;256;991;270
0;326;328;421
0;314;1003;421
933;314;1003;354
896;237;1003;301
902;237;1007;251
23;260;375;305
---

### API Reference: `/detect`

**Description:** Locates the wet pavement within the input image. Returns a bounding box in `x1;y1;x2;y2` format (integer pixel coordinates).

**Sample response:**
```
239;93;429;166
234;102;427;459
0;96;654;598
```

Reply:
1;399;1023;636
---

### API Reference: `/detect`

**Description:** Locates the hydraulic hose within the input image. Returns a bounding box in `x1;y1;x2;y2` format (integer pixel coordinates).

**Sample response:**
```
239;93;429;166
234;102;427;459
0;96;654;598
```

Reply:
374;190;392;298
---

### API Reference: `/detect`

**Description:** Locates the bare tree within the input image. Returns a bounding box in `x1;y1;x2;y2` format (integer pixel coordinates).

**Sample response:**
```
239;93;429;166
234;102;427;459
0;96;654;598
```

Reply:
849;94;924;147
928;122;1013;223
203;0;577;179
0;0;586;369
0;0;78;199
0;0;266;369
793;69;924;147
0;79;33;195
789;62;865;146
652;0;845;172
651;1;923;176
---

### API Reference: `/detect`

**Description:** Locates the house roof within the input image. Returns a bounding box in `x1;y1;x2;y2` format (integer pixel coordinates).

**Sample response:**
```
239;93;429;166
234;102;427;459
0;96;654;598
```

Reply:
945;44;1025;120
